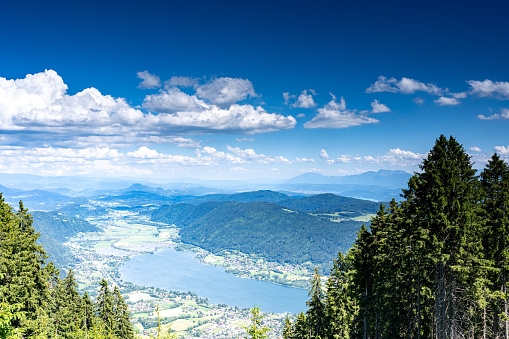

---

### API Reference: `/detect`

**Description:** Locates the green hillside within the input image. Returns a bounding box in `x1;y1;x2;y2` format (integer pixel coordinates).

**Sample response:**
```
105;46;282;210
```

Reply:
278;193;380;215
32;211;100;268
152;199;368;270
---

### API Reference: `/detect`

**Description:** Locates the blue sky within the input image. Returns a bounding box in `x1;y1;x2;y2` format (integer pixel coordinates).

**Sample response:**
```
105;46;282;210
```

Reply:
1;0;508;180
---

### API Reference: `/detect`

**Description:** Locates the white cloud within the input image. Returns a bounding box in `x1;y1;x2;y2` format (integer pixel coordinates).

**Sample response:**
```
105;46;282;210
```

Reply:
494;146;509;155
236;138;255;142
195;77;255;107
470;146;482;152
385;148;422;159
304;97;379;129
451;92;467;99
370;99;391;113
468;79;509;99
320;149;329;160
413;97;425;105
226;145;291;164
325;93;346;111
293;90;316;108
366;76;443;95
283;92;294;105
0;70;296;144
137;71;161;89
165;76;200;88
151;104;296;134
478;108;509;120
127;146;161;159
296;113;306;118
142;87;209;113
434;97;460;106
296;157;316;163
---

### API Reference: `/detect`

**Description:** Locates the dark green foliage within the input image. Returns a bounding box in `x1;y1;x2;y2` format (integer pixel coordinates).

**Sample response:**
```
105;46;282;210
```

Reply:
291;135;509;339
0;196;134;339
153;200;364;268
279;193;379;214
306;268;326;339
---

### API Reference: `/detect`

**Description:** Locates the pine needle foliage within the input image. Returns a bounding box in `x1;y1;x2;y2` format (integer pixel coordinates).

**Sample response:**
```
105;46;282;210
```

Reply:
284;135;509;339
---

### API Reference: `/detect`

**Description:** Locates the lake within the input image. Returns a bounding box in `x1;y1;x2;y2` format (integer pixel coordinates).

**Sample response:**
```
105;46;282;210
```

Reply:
120;247;309;314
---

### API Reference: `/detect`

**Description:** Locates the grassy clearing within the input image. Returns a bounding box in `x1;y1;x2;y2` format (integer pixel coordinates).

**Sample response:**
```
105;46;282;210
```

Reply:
351;213;376;222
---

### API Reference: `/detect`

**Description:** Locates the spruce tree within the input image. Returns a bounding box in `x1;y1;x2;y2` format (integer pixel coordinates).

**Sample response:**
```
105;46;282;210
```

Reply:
0;197;55;336
480;153;509;338
306;267;326;338
403;135;481;338
112;286;134;339
325;251;353;339
95;279;114;334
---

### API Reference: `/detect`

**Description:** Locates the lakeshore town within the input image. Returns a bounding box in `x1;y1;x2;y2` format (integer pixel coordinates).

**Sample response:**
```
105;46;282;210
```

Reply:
65;205;314;338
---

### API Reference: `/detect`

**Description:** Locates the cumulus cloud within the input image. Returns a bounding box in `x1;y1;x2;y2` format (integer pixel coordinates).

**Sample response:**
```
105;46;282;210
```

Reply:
478;108;509;120
226;145;291;164
137;71;162;89
494;146;509;155
370;99;391;113
304;95;379;129
470;146;482;152
468;80;509;99
325;93;346;111
434;97;460;106
165;76;200;88
142;87;208;113
195;77;255;107
366;76;443;95
0;70;296;146
293;90;316;108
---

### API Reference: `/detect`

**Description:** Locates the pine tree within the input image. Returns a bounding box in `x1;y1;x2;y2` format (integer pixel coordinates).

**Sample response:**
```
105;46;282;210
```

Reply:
95;279;114;334
306;267;326;338
112;286;134;339
325;251;353;339
0;197;55;337
52;270;83;338
403;135;481;338
282;316;294;339
480;153;509;338
293;312;307;339
243;306;270;339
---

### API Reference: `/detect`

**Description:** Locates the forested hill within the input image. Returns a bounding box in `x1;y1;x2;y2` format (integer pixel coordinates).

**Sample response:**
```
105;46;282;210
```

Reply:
32;211;99;268
184;190;291;205
151;194;378;269
278;193;380;214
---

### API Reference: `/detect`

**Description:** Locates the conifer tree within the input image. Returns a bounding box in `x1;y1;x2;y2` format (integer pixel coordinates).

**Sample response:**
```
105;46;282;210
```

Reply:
112;286;134;339
325;251;353;339
480;153;509;338
306;267;326;338
403;135;481;338
95;279;114;334
0;197;55;336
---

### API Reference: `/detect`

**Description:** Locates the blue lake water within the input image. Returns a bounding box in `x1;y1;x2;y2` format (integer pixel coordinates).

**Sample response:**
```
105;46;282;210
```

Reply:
120;248;309;314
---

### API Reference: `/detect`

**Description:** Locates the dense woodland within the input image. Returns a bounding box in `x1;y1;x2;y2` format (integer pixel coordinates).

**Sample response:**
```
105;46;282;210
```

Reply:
284;135;509;339
151;198;373;270
0;199;133;339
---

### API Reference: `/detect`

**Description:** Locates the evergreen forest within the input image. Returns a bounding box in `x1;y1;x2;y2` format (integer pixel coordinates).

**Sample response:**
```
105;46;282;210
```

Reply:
284;135;509;339
0;198;134;339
